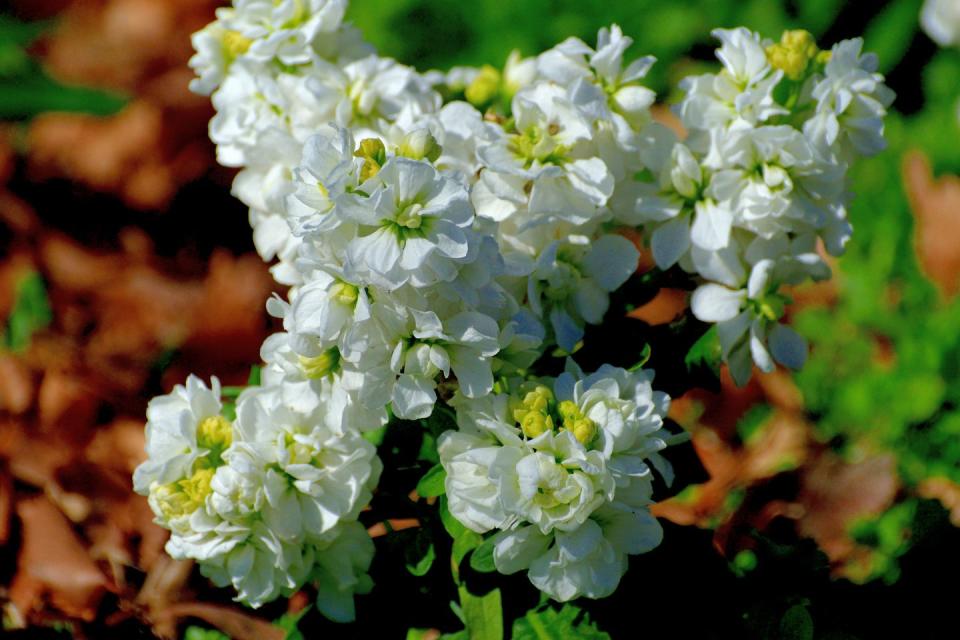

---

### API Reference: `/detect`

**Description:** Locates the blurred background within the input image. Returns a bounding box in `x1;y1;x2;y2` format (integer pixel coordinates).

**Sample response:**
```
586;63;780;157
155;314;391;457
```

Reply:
1;0;959;638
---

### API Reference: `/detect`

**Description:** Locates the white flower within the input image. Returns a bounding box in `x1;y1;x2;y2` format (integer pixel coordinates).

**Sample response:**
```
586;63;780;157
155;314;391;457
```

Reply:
804;38;895;159
474;82;614;226
539;24;656;132
527;235;639;352
305;55;441;128
440;366;670;601
922;0;960;47
133;375;227;494
635;137;737;269
233;385;382;538
677;28;786;133
710;126;846;242
691;257;823;385
339;157;476;289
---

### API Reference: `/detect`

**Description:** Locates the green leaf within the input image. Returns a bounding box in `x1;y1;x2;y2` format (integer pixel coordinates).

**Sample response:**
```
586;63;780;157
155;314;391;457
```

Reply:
458;586;503;640
0;74;127;120
469;537;496;573
862;0;922;74
363;424;388;446
512;603;610;640
247;365;262;386
684;325;722;376
416;463;447;498
274;605;310;640
4;271;52;352
779;604;814;640
0;15;51;47
405;535;436;577
183;626;229;640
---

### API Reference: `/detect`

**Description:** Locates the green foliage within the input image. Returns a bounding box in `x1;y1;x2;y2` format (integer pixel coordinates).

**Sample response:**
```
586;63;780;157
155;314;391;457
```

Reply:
3;271;52;352
684;325;722;379
275;605;311;640
778;604;814;640
0;14;127;119
416;463;447;498
512;603;611;640
468;537;497;573
457;585;503;640
183;627;229;640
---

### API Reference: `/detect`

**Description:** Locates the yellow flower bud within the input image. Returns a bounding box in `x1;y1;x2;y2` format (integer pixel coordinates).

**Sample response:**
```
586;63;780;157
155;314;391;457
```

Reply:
557;400;580;424
571;417;598;445
197;415;233;451
355;138;387;181
521;411;554;438
223;31;252;63
465;65;501;108
766;29;820;81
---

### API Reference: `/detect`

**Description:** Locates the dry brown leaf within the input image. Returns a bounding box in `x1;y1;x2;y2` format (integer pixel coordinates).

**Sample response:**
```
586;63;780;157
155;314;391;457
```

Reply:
11;496;112;622
162;602;285;640
903;151;960;297
628;288;687;325
0;355;34;415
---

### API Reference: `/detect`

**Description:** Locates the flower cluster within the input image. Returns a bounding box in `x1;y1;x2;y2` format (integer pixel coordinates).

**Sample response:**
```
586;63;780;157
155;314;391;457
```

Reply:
134;0;890;615
440;364;671;600
133;376;380;621
637;28;892;384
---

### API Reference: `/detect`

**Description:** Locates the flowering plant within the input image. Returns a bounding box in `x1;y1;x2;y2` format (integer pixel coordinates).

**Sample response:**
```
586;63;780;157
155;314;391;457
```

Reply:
134;0;891;633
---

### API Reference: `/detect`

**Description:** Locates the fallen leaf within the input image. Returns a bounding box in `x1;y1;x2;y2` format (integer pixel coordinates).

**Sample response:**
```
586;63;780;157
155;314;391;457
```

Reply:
11;496;112;622
904;151;960;297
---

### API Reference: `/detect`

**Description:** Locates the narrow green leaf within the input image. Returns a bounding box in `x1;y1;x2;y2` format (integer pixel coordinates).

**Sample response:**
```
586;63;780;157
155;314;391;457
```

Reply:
416;463;447;498
4;271;52;352
406;538;436;577
247;365;262;386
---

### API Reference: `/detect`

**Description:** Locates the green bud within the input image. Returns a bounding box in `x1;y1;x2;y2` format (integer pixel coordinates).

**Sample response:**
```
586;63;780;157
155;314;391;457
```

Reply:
397;129;442;162
299;347;341;379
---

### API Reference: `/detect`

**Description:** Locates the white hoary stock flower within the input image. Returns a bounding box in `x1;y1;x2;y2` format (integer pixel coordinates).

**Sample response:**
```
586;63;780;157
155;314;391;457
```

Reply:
634;131;737;269
804;38;895;160
259;328;390;431
538;24;657;133
691;255;828;385
305;55;440;128
473;82;614;226
165;447;313;608
922;0;960;47
374;303;502;419
133;375;228;495
709;125;848;246
338;157;477;289
439;365;670;601
677;28;786;133
527;234;639;353
233;385;382;540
